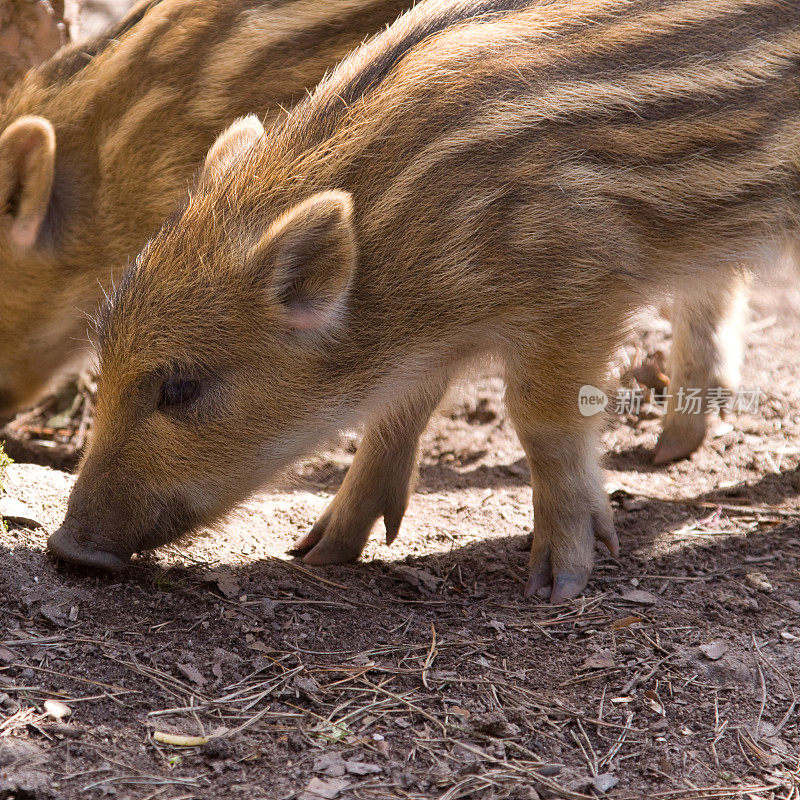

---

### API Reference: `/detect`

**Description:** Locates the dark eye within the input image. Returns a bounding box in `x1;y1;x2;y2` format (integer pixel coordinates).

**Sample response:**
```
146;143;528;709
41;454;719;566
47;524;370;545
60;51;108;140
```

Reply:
159;377;201;410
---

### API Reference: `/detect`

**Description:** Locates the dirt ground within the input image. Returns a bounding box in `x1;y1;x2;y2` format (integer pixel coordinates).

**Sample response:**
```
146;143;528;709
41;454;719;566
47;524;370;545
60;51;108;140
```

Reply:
0;0;137;95
1;269;799;800
0;0;65;95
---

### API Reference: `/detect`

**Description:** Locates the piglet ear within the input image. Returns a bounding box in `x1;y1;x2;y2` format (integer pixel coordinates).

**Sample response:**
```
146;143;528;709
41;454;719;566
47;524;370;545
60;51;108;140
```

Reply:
0;116;56;250
202;114;264;180
250;190;357;331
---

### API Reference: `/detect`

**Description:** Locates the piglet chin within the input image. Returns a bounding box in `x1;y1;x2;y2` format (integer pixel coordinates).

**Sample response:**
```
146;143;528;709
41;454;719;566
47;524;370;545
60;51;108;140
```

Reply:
47;525;130;572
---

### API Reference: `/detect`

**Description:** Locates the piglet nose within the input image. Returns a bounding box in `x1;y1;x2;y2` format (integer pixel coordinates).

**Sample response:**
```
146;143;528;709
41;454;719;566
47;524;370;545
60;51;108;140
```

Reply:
48;524;130;571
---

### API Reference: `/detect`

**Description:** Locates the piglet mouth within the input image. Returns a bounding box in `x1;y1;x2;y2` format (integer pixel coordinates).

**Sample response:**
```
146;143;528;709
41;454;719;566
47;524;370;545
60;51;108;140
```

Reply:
47;525;131;572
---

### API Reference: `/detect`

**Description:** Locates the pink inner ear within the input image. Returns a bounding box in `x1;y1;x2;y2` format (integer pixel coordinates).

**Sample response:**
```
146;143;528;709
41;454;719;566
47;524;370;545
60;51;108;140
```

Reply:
10;215;40;250
286;299;338;331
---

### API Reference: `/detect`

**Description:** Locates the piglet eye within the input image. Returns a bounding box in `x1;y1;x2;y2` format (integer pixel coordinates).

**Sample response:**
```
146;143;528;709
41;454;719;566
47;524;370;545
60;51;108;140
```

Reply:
159;377;200;410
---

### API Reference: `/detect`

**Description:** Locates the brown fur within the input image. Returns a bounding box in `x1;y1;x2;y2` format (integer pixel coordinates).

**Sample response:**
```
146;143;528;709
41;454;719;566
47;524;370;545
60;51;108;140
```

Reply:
0;0;411;416
50;0;800;601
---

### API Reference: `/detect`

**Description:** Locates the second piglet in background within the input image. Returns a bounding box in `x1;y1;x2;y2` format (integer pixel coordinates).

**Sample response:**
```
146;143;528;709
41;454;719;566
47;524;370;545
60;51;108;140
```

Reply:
0;0;410;417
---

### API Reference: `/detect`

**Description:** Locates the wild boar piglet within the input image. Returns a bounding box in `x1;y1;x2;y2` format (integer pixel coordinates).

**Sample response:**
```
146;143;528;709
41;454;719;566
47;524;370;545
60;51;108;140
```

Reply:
0;0;410;419
49;0;800;600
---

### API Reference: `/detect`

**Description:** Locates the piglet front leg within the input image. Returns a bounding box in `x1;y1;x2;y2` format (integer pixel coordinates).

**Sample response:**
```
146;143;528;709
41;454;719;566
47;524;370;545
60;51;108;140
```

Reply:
293;379;448;564
506;366;618;603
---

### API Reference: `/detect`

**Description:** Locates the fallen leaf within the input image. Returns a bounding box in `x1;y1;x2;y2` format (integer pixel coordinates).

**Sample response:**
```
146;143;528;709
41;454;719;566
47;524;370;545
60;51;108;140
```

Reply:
427;670;458;682
395;566;442;592
299;776;351;800
293;675;321;698
203;569;241;599
39;605;67;627
176;663;206;686
621;590;658;605
611;615;643;630
344;761;382;775
373;738;390;757
699;641;727;661
313;752;345;777
643;689;666;716
592;773;619;794
581;651;615;670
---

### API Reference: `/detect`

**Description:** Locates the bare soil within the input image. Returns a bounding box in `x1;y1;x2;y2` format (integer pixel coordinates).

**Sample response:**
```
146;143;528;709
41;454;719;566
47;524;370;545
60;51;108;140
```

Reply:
0;0;137;96
0;0;65;96
1;272;799;800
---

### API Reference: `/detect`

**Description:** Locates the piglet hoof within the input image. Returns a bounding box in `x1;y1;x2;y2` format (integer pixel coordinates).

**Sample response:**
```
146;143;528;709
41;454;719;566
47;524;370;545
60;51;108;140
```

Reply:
525;568;591;604
289;514;363;563
288;526;323;556
289;497;380;564
524;509;618;603
653;414;707;465
48;525;129;571
302;535;364;565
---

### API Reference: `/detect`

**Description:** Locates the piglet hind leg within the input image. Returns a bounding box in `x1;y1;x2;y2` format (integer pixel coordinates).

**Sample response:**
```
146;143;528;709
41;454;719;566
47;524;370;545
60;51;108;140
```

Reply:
654;271;749;465
506;367;618;603
293;380;448;565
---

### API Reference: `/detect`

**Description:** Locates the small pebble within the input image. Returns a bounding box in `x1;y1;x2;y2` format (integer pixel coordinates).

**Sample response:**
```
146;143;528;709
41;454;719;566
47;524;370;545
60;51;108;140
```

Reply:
44;699;72;721
745;572;773;593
